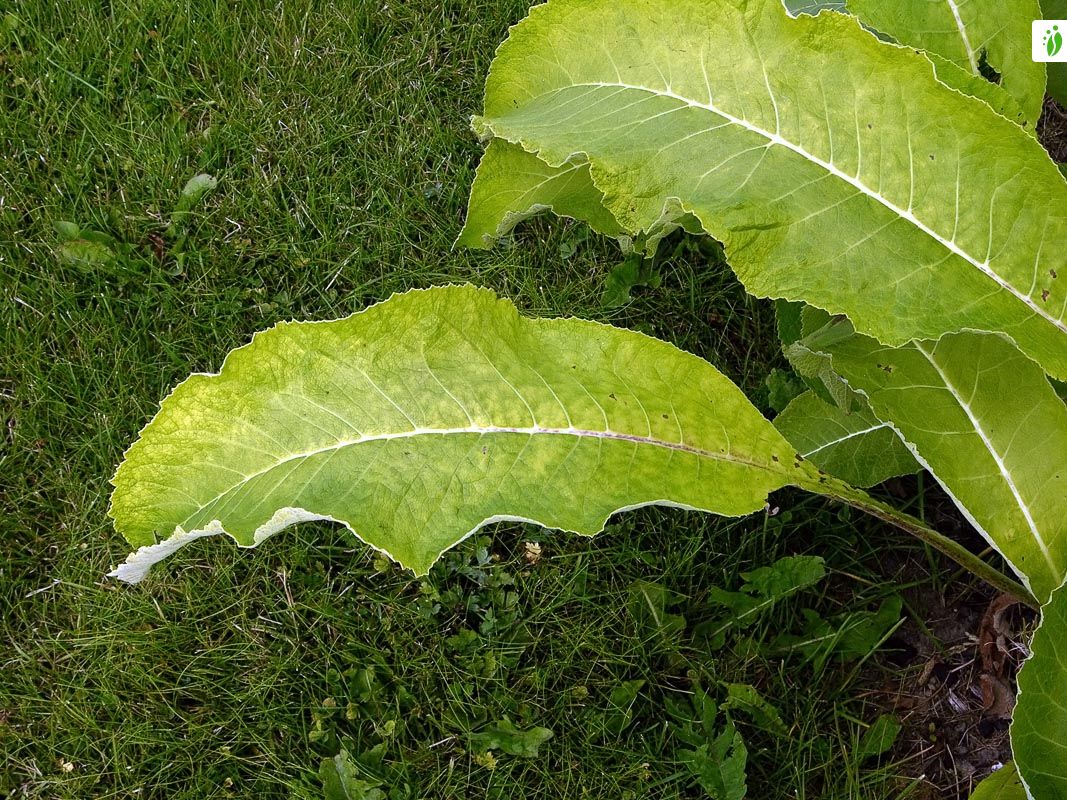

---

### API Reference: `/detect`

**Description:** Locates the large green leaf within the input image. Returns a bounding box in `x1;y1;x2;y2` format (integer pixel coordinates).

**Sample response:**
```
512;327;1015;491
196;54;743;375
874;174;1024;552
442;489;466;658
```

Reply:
464;0;1067;379
845;0;1046;126
808;324;1067;601
109;285;830;582
773;391;918;488
1014;579;1067;799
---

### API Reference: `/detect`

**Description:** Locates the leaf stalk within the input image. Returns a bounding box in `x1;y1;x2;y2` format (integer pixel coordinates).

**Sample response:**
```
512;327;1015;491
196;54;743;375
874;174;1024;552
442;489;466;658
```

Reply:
825;487;1040;610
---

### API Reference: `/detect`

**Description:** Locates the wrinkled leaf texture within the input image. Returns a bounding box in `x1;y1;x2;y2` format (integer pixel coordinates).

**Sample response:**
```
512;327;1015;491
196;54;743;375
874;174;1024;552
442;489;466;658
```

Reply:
109;286;832;581
462;0;1067;379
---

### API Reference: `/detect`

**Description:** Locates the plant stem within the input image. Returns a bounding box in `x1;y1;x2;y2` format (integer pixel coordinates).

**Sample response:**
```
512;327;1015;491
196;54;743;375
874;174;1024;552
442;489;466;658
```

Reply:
819;484;1040;610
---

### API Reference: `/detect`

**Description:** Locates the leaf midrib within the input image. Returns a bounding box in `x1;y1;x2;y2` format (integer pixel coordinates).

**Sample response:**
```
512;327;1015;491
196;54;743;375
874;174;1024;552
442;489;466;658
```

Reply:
178;424;799;529
945;0;979;73
518;81;1063;335
800;422;891;458
914;342;1056;576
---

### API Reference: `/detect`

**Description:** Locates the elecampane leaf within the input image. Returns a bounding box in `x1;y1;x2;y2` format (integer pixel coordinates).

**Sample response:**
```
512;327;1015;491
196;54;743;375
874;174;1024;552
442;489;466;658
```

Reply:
810;325;1067;601
765;368;806;413
109;285;828;581
466;0;1067;379
458;138;694;253
774;300;805;351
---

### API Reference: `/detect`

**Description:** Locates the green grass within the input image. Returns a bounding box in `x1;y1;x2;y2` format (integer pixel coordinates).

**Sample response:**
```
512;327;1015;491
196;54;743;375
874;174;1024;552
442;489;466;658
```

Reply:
0;2;984;797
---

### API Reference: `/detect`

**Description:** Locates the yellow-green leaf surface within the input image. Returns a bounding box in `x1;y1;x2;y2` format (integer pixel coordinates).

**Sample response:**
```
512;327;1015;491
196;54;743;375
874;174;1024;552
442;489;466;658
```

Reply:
786;3;1031;127
923;52;1029;130
774;391;918;488
465;0;1067;379
1014;579;1067;799
783;305;862;411
811;325;1067;600
845;0;1046;127
457;138;623;248
109;286;827;582
970;763;1026;799
459;139;697;253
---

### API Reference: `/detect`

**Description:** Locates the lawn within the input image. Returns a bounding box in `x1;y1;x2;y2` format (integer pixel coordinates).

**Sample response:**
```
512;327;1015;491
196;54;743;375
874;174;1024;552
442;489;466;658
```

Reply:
0;2;1015;797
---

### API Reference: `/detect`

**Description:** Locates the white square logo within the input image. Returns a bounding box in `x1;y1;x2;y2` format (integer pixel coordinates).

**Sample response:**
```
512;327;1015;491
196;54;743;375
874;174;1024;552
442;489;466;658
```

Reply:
1033;20;1067;62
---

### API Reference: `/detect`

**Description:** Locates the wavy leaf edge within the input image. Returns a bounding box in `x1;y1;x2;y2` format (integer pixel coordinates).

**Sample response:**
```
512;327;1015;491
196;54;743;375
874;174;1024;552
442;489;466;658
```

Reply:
109;284;821;583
